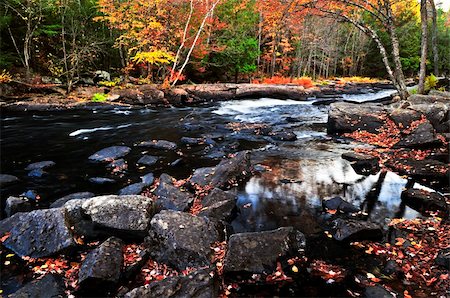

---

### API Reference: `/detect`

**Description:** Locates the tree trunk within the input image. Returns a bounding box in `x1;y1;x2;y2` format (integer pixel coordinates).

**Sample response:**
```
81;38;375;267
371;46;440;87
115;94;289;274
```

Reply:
429;0;439;76
418;0;428;94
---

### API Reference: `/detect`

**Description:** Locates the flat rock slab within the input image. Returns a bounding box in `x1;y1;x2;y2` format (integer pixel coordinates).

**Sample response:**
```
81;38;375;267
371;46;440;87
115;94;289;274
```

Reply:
223;227;306;274
118;182;146;195
125;269;215;298
401;189;449;217
0;208;76;258
138;140;177;150
137;155;159;166
332;219;382;241
78;237;123;295
342;152;380;175
0;174;19;187
25;160;56;171
88;146;131;162
395;122;439;148
11;274;66;298
80;195;155;238
146;210;221;270
386;159;449;183
154;174;193;211
190;151;251;189
50;192;95;208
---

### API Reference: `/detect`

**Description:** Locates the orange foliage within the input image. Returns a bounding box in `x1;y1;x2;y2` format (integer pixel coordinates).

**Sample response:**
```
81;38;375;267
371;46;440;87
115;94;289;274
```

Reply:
252;76;314;88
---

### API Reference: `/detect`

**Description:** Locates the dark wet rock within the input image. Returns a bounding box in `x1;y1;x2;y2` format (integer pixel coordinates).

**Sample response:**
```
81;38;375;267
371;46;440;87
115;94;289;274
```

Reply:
74;195;156;239
141;173;155;186
331;219;382;241
202;148;227;160
137;155;159;166
88;146;131;162
138;140;177;150
395;122;440;148
0;174;19;187
435;248;450;270
78;237;123;295
327;102;386;134
0;208;76;258
342;152;380;175
89;177;115;184
401;189;449;217
154;174;193;212
170;158;183;167
25;160;56;171
389;109;422;129
266;130;297;141
64;199;101;239
382;260;401;276
107;158;128;172
364;285;396;298
11;274;66;298
190;151;251;189
146;210;221;270
5;196;32;217
223;227;306;274
386;159;449;183
124;269;215;298
27;168;47;178
202;188;237;206
181;137;206;145
50;192;95;208
322;197;360;214
285;116;301;123
20;190;39;201
118;182;146;195
199;198;237;222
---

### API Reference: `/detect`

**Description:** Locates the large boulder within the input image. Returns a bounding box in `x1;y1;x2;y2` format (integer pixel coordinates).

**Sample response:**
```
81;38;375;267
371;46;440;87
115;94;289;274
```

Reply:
88;146;131;162
78;237;123;295
0;208;77;258
327;102;387;134
341;152;380;175
331;219;383;241
11;274;66;298
401;189;448;217
146;210;222;270
50;192;95;208
154;174;193;212
223;227;306;274
190;151;251;188
4;196;32;217
124;269;216;298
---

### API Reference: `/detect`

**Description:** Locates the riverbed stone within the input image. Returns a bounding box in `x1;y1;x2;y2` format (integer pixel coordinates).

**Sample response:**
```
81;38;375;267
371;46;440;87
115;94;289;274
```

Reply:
199;188;237;221
0;174;19;187
435;248;450;270
27;168;47;178
322;197;360;214
88;146;131;162
11;274;66;298
141;172;155;186
154;173;193;212
89;177;115;184
25;160;56;171
0;208;77;258
50;192;95;208
181;137;206;145
124;269;215;298
107;158;128;173
118;182;146;195
146;210;221;270
264;130;297;141
327;102;387;134
78;237;123;295
138;140;177;150
223;227;306;274
342;152;380;175
5;196;32;217
331;218;383;241
137;155;159;166
401;188;449;217
190;151;251;189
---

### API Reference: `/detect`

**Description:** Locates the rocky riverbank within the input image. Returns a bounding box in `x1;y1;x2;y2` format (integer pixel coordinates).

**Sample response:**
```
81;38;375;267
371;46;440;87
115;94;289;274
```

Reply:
0;91;449;297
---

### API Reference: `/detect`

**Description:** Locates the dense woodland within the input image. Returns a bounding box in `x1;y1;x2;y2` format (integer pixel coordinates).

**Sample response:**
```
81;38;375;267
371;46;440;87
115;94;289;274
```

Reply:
1;0;449;91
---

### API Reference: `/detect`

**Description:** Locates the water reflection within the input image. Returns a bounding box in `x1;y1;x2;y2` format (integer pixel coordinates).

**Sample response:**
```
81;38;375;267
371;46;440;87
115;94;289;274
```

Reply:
232;157;422;234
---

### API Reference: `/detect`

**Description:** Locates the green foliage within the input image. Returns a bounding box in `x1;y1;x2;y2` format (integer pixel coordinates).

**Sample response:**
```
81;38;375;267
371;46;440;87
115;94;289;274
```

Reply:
98;78;121;87
424;74;438;92
409;87;418;94
91;93;108;102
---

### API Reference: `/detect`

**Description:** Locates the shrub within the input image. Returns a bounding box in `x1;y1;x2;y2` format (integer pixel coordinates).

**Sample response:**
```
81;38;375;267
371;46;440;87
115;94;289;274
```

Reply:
91;93;108;102
0;70;12;84
424;74;438;92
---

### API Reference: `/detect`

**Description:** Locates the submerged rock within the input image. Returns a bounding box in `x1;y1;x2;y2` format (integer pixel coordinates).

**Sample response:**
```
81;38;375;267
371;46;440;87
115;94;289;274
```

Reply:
146;210;221;270
0;174;19;187
50;192;95;208
88;146;131;162
154;173;193;212
89;177;115;184
138;140;177;150
25;160;56;171
137;155;159;166
341;152;380;175
11;274;66;298
5;196;32;217
78;237;123;295
331;219;382;241
0;208;76;258
118;182;146;195
223;227;306;274
125;269;215;298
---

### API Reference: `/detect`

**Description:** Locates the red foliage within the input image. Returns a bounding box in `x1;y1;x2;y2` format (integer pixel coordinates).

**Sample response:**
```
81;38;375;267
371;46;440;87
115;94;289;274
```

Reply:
309;260;346;283
211;241;227;276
